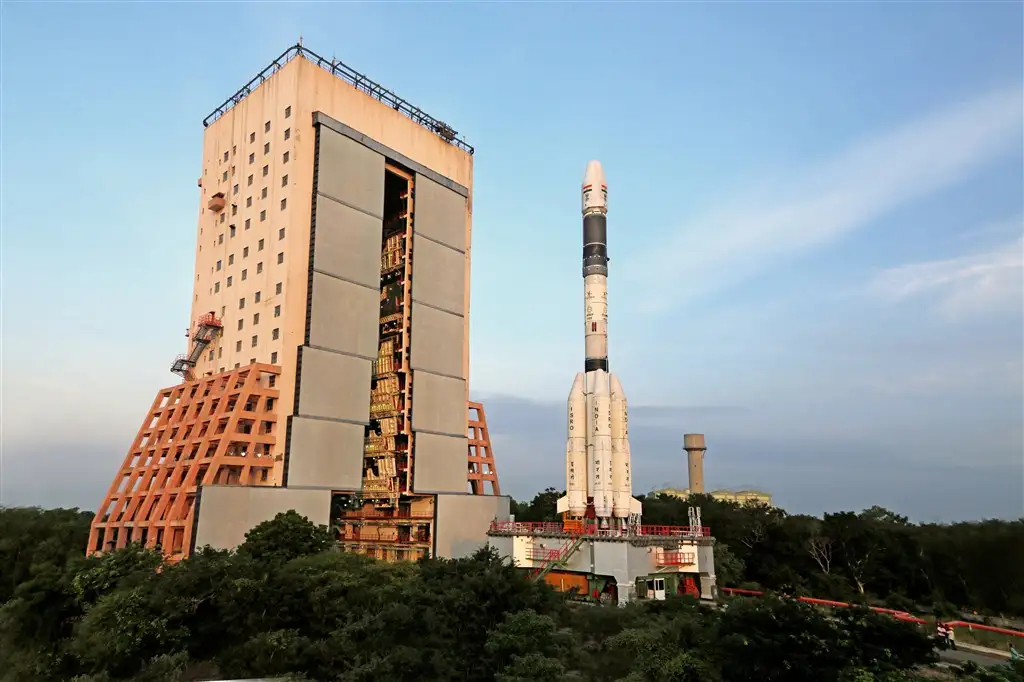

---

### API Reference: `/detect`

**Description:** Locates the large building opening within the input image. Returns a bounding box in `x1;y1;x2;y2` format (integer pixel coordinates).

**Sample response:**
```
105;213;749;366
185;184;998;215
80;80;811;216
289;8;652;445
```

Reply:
336;163;435;562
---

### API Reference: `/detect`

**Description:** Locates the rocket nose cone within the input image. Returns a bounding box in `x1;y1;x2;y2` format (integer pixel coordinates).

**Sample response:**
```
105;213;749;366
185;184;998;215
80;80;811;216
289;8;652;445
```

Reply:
583;160;606;188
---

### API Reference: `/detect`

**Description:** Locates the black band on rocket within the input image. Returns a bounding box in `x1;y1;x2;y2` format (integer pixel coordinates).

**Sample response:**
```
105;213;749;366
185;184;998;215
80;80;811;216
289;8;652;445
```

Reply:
585;358;609;372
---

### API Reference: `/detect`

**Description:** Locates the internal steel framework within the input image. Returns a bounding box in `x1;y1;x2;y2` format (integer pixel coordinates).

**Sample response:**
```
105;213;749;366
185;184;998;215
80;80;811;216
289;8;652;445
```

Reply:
202;43;474;155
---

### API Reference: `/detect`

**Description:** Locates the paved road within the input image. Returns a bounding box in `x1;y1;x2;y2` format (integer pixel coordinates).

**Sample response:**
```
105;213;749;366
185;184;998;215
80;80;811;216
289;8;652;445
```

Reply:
936;646;1010;668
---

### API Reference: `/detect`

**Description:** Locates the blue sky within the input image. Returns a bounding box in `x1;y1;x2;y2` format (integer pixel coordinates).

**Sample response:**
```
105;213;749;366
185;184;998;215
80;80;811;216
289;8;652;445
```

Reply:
1;2;1021;521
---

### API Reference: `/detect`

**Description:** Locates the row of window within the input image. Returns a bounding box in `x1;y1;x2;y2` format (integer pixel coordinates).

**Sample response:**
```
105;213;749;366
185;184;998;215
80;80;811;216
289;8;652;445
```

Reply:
213;229;285;272
209;347;281;366
215;350;281;375
220;106;292;165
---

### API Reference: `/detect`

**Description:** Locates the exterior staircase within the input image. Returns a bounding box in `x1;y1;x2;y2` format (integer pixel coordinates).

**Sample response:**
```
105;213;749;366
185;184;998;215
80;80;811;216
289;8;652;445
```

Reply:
529;535;585;582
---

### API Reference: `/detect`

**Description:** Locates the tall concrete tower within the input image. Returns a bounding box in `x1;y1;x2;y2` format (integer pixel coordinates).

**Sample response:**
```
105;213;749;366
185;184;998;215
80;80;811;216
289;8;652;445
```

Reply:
684;434;707;494
88;44;507;564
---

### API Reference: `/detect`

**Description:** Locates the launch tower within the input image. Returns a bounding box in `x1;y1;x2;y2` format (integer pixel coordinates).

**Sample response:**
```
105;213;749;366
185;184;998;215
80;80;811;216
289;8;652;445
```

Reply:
89;44;507;563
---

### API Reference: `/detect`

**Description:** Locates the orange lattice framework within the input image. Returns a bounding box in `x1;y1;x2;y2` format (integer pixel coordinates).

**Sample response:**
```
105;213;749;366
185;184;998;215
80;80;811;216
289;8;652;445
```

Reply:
468;401;500;495
88;363;282;560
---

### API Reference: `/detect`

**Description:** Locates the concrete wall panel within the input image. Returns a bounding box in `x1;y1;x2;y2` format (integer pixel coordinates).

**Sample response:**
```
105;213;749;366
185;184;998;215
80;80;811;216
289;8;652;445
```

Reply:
434;493;511;559
316;127;385;217
412;235;464;316
312;196;383;288
308;272;379;359
410;305;464;379
411;371;466;437
193;486;332;552
297;347;372;423
412;432;468;493
286;416;364;489
414;175;466;252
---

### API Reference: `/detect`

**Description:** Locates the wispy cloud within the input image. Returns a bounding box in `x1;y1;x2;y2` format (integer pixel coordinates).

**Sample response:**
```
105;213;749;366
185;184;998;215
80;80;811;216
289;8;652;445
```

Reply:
626;86;1023;311
866;236;1023;320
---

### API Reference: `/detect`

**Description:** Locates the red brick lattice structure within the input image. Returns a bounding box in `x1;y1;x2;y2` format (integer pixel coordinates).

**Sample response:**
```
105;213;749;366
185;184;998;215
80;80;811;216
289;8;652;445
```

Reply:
468;401;500;495
88;364;282;560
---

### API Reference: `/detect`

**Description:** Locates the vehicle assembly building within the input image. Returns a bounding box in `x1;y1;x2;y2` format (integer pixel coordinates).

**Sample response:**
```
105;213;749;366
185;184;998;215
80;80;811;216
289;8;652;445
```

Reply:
486;163;718;605
89;44;508;563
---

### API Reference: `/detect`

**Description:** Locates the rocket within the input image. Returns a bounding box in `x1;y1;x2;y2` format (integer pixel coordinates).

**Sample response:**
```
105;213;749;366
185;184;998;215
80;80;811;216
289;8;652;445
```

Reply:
557;161;643;529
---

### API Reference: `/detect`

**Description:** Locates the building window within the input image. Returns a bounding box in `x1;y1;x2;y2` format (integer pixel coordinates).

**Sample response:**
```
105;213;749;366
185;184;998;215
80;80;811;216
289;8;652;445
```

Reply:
218;234;224;244
239;297;246;309
250;358;256;365
271;351;278;364
247;174;253;186
249;132;255;143
278;227;285;240
214;282;220;293
254;291;261;303
265;121;271;133
257;262;263;274
230;225;236;237
274;305;281;317
228;254;234;266
222;170;228;182
248;152;255;164
280;198;287;211
258;239;265;251
241;269;247;281
231;204;237;216
227;276;233;287
272;328;279;341
216;260;222;271
233;184;239;195
276;282;282;295
245;218;251;230
209;350;215;361
281;174;288;187
284;128;290;141
232;145;237;156
277;252;284;264
237;319;244;331
223;151;229;162
243;246;249;257
236;341;242;352
246;197;252;208
260;210;266;222
221;306;226;317
262;165;269;177
283;151;289;164
261;187;267;199
253;312;260;325
251;335;258;347
264;142;270;155
220;213;226;224
284;105;291;118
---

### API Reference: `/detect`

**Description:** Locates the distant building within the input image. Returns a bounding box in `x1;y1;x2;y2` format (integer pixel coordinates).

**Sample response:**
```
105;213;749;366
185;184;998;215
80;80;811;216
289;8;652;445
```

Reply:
88;44;506;564
653;488;774;507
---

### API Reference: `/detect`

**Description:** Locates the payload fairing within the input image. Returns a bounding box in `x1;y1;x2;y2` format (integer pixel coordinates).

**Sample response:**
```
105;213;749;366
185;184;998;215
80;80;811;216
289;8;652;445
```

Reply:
557;161;643;529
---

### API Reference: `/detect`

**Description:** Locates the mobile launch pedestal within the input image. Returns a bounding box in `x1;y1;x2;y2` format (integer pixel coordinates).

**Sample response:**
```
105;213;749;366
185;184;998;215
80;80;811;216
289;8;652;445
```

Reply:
487;161;718;606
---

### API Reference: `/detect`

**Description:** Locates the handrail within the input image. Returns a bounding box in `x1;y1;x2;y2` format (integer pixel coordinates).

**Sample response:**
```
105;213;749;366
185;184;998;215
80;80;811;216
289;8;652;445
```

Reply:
719;587;1024;637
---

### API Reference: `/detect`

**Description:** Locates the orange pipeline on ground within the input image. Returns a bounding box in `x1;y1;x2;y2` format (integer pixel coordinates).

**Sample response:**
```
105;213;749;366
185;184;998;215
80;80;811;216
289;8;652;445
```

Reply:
719;587;1024;638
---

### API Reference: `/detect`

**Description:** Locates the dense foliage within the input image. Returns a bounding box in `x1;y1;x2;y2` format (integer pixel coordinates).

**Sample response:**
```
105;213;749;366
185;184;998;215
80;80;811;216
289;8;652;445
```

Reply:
0;499;1021;682
515;490;1024;618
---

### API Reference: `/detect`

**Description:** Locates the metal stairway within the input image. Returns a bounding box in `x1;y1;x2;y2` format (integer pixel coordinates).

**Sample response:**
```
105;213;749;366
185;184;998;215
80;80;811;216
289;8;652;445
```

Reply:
171;312;223;380
530;535;585;582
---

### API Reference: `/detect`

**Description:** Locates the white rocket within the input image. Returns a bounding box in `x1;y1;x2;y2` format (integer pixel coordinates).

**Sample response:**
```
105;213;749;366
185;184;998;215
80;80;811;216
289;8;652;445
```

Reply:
557;161;643;529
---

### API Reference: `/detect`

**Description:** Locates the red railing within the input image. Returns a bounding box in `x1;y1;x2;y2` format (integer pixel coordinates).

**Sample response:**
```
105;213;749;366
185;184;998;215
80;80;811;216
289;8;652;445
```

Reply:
658;551;696;566
719;588;1024;637
528;546;564;561
341;510;433;520
488;520;711;538
338;533;429;545
196;312;223;329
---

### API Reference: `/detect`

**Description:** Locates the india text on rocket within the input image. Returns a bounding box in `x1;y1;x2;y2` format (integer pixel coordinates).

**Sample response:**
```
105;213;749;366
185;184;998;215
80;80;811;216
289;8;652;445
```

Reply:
558;161;643;530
